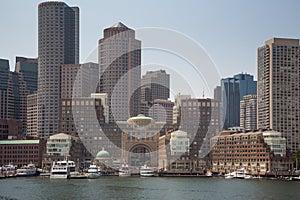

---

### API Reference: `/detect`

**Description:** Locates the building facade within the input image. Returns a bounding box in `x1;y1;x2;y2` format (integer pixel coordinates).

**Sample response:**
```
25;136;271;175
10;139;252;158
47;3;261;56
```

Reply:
43;133;88;169
210;129;292;174
0;119;23;140
0;140;43;167
117;114;165;167
98;22;141;122
141;70;170;103
180;98;220;159
26;93;38;137
221;73;257;129
172;94;191;125
148;99;174;124
240;94;257;130
60;62;99;99
257;38;300;153
38;2;79;139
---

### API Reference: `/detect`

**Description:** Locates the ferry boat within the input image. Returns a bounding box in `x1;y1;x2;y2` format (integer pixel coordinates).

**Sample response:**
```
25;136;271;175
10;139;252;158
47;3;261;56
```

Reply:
119;164;131;177
139;165;154;177
50;161;71;179
87;164;101;179
17;164;37;177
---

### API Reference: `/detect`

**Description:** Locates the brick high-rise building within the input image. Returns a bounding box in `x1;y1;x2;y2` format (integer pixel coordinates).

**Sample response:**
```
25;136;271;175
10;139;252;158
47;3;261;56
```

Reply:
257;38;300;153
38;2;79;139
98;22;141;122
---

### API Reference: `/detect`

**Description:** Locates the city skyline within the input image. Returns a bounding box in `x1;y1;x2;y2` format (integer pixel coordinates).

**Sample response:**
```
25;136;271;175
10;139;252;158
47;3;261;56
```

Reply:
1;0;300;99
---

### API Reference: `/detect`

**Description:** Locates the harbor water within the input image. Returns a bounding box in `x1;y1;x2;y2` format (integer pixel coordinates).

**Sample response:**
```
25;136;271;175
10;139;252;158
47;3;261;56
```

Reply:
1;176;300;200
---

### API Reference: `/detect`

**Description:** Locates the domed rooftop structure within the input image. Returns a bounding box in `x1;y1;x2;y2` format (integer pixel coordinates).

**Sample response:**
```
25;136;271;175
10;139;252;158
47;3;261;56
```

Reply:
127;114;154;126
96;148;110;158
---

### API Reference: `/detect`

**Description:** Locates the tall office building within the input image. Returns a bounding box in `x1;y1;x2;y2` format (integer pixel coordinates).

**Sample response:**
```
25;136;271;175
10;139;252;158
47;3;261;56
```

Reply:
60;63;99;99
221;73;256;129
180;98;220;158
98;22;141;122
240;94;257;130
0;59;10;119
0;57;37;133
38;2;79;139
257;38;300;153
141;70;170;103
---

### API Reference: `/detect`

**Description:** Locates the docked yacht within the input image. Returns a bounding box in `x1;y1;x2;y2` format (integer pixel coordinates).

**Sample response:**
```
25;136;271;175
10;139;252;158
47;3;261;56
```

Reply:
17;164;37;176
119;164;131;177
50;160;72;179
87;164;101;179
139;165;154;177
1;164;17;177
224;168;252;179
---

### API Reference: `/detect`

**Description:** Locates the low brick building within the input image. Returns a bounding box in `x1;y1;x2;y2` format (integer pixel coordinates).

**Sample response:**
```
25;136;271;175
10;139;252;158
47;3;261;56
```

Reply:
210;129;293;175
0;140;43;167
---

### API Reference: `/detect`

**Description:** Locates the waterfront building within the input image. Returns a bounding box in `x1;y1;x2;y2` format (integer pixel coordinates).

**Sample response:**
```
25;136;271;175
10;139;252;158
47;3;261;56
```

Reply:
240;94;257;130
38;2;79;139
58;97;122;160
148;99;174;124
210;129;292;174
43;133;87;169
172;94;191;125
257;38;300;153
158;130;196;172
0;140;43;167
221;73;257;129
180;98;220;160
98;22;141;122
117;114;165;167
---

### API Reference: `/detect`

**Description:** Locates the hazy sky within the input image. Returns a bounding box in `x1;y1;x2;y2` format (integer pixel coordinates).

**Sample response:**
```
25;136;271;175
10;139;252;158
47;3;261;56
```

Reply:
1;0;300;98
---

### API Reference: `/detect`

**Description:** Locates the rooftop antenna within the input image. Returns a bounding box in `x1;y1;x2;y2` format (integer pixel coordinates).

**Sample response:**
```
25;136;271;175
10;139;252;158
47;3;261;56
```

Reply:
202;88;205;98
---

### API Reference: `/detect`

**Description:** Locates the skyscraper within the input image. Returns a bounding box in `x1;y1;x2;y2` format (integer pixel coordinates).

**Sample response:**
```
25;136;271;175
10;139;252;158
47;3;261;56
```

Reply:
38;2;79;139
221;73;257;129
141;70;170;103
257;38;300;153
98;22;141;122
140;70;170;117
0;57;38;133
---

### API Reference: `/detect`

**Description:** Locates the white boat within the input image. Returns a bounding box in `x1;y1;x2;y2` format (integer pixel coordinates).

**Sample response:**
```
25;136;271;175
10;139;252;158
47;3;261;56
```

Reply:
139;165;154;177
17;164;37;176
293;176;300;180
119;164;131;177
50;160;71;179
87;164;101;179
225;168;252;179
2;164;17;177
206;171;213;177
